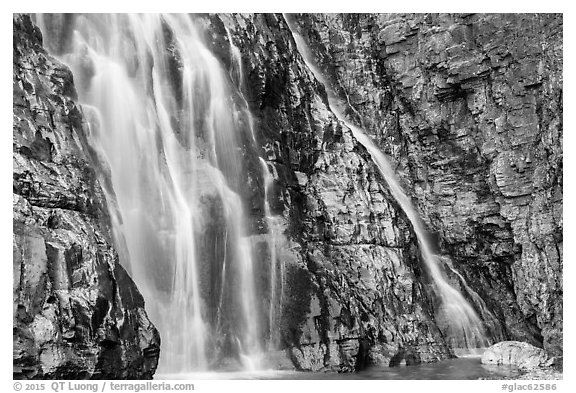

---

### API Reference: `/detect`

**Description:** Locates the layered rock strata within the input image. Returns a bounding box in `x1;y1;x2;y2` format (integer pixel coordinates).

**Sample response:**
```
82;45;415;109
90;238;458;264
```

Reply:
13;14;160;379
16;12;563;375
289;13;562;357
217;14;455;370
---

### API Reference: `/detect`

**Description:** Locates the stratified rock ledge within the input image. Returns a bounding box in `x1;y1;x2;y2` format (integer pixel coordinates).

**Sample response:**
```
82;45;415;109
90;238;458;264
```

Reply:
13;13;160;380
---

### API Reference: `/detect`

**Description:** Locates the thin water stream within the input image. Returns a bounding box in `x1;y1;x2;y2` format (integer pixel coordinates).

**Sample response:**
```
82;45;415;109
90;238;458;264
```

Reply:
226;28;286;351
34;13;506;376
285;16;497;350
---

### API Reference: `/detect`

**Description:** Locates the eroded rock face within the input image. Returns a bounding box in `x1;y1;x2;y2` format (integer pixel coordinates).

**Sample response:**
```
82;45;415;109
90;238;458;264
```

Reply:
216;14;452;371
191;12;562;371
13;14;160;379
289;13;562;356
20;12;562;374
481;341;554;369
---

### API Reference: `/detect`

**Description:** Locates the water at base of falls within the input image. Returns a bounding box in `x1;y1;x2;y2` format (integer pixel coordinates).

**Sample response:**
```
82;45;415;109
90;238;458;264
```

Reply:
285;16;499;351
36;13;265;373
157;355;522;380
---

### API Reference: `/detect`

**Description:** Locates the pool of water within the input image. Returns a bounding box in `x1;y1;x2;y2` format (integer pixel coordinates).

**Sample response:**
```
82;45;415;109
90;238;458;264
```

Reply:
158;356;521;380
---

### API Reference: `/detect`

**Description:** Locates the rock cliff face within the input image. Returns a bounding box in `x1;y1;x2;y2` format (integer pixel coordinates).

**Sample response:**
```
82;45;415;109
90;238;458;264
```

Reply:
16;12;562;375
13;14;160;379
288;13;562;356
217;14;456;370
213;13;562;370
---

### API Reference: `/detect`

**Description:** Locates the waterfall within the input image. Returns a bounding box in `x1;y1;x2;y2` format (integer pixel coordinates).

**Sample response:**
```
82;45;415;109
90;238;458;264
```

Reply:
225;27;258;144
259;158;285;350
32;11;504;375
226;27;285;351
285;17;494;350
36;14;263;372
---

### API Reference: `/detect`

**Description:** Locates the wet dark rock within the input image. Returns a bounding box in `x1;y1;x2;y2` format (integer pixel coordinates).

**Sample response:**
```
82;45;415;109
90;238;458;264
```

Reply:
289;13;562;358
15;12;562;376
218;13;453;371
13;14;160;379
217;12;562;371
389;348;422;367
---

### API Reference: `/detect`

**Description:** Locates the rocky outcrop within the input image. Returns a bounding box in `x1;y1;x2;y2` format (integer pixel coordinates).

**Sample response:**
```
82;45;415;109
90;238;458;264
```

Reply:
217;14;453;371
191;12;563;371
13;14;160;379
289;13;562;357
481;341;554;369
25;12;445;374
20;12;562;375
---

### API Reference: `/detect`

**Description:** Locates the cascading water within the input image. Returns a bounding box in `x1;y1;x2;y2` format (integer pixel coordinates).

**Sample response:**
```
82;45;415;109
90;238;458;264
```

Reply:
31;11;505;375
285;17;495;351
36;13;264;373
226;29;286;351
225;27;257;144
259;158;285;350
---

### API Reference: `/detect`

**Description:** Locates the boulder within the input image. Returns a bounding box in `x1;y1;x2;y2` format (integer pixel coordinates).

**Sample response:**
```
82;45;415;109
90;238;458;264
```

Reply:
481;341;553;369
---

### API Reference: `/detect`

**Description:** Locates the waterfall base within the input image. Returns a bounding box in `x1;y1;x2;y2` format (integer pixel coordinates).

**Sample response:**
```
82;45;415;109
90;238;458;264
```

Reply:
156;356;526;380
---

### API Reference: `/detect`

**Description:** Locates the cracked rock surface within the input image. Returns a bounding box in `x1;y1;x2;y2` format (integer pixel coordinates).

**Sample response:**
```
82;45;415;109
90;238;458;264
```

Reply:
13;14;160;379
290;13;562;357
15;13;562;375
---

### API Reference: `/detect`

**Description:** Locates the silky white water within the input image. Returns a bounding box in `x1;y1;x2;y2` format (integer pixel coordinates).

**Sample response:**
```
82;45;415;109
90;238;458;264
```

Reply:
226;28;286;351
36;14;263;372
259;158;286;350
33;12;500;374
286;19;492;350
